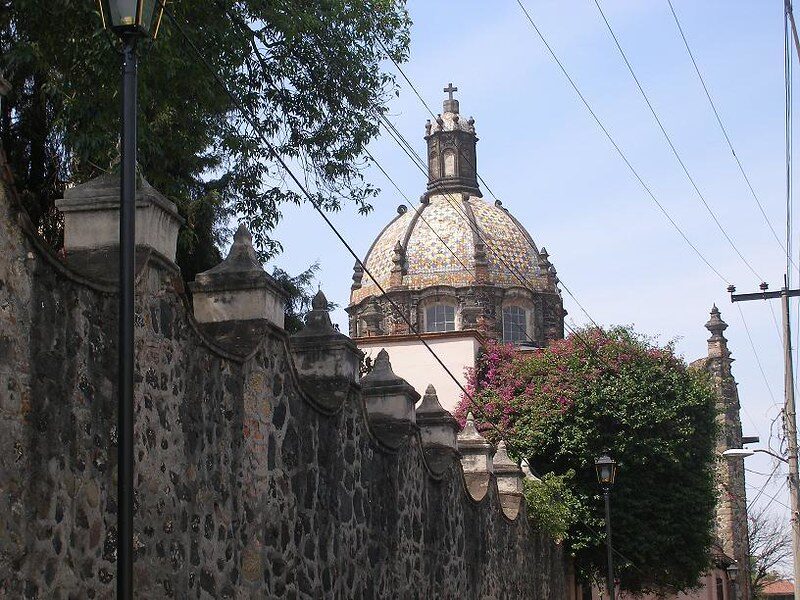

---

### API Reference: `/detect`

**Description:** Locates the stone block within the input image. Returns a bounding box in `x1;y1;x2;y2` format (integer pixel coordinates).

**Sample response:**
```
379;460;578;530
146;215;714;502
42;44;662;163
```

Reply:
291;290;362;413
457;412;494;499
55;170;184;278
361;349;420;450
190;224;287;331
493;441;523;519
416;384;459;475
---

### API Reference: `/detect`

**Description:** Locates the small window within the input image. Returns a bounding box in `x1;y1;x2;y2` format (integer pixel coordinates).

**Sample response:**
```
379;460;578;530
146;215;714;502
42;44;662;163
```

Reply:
715;577;724;600
426;304;455;332
430;149;440;178
443;150;456;176
502;306;527;343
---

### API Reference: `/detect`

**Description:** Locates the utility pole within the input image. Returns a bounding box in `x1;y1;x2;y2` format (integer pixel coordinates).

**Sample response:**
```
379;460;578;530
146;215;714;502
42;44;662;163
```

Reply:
729;280;800;599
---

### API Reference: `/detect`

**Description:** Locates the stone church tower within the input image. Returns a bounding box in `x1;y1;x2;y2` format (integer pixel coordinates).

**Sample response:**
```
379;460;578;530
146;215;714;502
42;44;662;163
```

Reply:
695;306;751;599
347;86;565;410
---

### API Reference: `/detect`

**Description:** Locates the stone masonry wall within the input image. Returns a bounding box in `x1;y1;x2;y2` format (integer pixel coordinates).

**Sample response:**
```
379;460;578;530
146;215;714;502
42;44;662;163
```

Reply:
0;179;568;599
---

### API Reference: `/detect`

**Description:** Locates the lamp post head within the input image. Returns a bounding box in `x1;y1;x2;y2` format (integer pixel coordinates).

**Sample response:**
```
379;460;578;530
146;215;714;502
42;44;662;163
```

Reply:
723;446;789;463
595;454;617;490
722;448;755;459
726;561;739;579
97;0;164;38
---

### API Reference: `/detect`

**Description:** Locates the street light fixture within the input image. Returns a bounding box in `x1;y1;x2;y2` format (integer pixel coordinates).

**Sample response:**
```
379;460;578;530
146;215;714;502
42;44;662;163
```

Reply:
96;2;163;598
595;454;618;600
722;447;789;463
724;446;797;600
98;0;164;37
596;453;618;488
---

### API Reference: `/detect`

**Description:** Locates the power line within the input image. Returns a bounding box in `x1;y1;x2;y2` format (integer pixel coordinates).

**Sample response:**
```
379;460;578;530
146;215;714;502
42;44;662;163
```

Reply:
735;303;778;408
514;0;729;285
665;0;792;264
748;462;783;510
158;3;475;404
165;1;562;464
386;4;766;455
375;40;611;331
592;0;763;282
214;0;553;359
749;479;792;515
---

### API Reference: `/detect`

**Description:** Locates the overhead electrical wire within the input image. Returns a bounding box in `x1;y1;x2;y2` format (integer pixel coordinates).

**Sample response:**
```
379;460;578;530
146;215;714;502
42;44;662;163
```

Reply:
163;1;560;463
166;6;729;578
735;304;778;407
157;3;476;404
592;0;763;282
376;6;778;525
665;0;793;267
514;0;729;285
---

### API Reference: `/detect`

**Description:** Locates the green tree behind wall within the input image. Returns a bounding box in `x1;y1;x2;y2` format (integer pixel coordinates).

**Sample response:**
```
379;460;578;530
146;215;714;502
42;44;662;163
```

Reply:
1;0;410;281
457;327;718;595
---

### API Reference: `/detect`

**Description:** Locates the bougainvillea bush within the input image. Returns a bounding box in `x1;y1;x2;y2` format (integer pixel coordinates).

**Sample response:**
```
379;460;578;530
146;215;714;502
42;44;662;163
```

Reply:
456;326;718;595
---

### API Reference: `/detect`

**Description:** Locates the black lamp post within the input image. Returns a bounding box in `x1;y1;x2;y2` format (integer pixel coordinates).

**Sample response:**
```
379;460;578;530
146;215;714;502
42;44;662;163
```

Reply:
726;562;739;600
96;1;163;597
595;454;618;600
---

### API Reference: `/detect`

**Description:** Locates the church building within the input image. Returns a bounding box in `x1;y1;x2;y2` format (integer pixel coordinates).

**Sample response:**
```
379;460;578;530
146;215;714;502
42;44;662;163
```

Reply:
347;85;565;411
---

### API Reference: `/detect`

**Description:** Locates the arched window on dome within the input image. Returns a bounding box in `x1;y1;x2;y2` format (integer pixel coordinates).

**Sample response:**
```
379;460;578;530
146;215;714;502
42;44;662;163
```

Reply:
425;303;456;332
429;149;440;178
443;149;456;177
502;306;528;344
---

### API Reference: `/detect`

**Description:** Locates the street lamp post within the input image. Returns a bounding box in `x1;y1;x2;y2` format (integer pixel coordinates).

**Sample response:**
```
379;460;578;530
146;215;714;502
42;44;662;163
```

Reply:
596;454;618;600
726;562;739;600
96;2;163;598
723;447;794;599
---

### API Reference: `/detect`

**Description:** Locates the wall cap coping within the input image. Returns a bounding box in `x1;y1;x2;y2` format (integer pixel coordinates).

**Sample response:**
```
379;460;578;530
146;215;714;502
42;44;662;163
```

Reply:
189;224;288;298
361;349;420;401
57;169;184;225
417;384;459;429
493;441;522;476
458;412;493;450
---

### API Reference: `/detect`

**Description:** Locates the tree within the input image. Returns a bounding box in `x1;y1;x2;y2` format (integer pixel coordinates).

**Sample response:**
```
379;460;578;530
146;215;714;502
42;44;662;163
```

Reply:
749;510;792;597
1;0;410;280
270;263;336;335
457;327;718;595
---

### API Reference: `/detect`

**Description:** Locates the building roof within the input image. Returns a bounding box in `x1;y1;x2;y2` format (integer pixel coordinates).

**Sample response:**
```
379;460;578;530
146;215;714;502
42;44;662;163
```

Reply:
763;579;794;595
350;194;553;305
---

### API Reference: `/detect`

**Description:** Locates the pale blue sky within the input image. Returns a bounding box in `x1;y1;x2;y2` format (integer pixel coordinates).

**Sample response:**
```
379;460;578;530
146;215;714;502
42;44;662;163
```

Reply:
269;1;793;534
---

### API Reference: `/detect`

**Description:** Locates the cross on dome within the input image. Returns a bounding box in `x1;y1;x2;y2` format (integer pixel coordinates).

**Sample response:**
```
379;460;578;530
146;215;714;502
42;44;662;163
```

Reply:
444;82;458;100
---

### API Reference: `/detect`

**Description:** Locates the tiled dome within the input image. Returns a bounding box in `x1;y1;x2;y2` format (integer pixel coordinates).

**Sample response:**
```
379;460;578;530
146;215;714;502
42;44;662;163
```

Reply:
350;193;552;305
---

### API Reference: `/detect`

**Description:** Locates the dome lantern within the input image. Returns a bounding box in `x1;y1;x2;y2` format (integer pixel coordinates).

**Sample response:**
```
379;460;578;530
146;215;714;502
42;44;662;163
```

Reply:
425;83;481;199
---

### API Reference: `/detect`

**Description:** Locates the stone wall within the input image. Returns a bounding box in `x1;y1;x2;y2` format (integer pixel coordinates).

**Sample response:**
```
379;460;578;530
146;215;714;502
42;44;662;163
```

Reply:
0;176;569;599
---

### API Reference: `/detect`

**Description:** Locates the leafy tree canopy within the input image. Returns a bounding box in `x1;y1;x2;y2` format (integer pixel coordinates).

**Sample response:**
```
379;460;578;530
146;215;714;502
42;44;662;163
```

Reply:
1;0;410;281
270;262;336;334
457;327;718;595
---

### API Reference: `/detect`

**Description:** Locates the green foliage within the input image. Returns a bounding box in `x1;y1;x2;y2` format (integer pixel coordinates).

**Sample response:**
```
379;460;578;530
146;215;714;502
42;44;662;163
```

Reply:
1;0;410;276
270;263;336;335
523;471;580;542
458;326;718;595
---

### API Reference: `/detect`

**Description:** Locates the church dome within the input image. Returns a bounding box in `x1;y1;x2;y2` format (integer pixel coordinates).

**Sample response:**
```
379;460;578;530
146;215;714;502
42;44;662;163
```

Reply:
350;193;554;306
346;84;563;348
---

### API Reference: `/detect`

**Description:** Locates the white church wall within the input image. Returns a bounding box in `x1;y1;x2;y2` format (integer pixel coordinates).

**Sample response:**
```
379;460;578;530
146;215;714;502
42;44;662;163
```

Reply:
358;333;481;413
